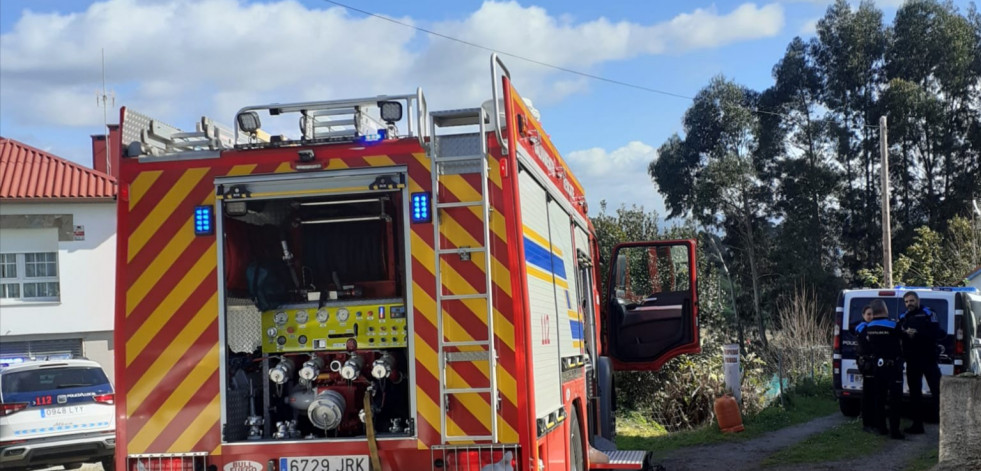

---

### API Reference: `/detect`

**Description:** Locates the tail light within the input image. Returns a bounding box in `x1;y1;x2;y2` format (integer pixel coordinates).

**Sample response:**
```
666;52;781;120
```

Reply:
0;402;29;416
94;393;115;405
954;315;964;374
444;450;516;471
833;320;841;351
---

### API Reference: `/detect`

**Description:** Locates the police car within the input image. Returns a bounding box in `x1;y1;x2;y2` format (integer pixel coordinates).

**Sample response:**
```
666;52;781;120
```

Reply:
832;286;981;417
0;358;116;470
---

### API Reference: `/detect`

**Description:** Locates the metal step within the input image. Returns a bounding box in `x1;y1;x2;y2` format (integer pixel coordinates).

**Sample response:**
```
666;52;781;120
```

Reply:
446;351;492;362
441;293;488;301
431;108;483;127
437;247;488;256
444;387;492;395
435;153;485;163
436;200;483;209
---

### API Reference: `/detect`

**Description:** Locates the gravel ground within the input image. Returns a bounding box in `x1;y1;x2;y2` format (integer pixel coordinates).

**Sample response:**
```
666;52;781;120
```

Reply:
652;413;939;471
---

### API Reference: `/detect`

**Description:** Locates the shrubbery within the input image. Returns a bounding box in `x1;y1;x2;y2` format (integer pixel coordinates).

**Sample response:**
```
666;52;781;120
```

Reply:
615;284;832;432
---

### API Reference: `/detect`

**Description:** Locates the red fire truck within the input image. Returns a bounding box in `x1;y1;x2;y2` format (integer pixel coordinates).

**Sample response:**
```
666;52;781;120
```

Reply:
112;54;699;471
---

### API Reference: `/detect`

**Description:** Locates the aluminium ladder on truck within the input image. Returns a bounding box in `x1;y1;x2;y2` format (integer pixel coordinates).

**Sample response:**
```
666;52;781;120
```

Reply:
430;107;500;443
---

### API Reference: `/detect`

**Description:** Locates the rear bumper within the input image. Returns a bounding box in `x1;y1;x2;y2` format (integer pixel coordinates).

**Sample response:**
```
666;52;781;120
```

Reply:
0;431;115;469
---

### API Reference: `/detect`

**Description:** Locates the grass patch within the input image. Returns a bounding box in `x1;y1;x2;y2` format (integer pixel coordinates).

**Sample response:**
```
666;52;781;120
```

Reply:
616;377;838;454
904;446;938;471
759;420;887;467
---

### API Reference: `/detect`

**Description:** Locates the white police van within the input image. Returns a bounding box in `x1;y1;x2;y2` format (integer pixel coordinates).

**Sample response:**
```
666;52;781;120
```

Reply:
832;286;981;417
0;358;116;470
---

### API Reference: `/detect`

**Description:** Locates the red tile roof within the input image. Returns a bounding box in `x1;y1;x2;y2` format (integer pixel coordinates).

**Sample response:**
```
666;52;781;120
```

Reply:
0;137;116;199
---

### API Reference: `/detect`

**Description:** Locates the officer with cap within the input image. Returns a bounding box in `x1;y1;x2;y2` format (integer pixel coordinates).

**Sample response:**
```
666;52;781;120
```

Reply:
897;290;943;434
856;299;904;439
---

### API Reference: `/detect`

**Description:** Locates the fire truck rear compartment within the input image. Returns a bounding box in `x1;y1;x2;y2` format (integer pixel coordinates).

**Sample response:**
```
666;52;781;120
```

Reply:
220;185;414;443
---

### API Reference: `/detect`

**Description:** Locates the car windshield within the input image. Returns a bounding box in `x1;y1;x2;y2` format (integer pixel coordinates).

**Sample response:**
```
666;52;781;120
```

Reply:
1;366;110;395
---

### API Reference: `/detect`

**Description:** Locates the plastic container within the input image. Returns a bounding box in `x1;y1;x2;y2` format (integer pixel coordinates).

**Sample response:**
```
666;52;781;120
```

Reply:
714;394;745;433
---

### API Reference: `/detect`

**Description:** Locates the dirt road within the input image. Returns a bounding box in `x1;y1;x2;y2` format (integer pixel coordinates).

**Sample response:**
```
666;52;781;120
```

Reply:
653;413;939;471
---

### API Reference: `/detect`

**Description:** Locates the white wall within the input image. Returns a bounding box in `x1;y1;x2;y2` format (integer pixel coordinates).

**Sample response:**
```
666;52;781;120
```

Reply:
0;201;116;378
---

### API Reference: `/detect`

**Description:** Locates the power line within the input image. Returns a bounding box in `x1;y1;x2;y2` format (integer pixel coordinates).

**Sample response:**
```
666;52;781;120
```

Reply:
323;0;693;101
323;0;881;130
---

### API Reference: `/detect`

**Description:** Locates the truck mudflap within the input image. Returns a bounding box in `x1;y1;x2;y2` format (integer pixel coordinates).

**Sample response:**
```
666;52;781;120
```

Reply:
590;450;653;470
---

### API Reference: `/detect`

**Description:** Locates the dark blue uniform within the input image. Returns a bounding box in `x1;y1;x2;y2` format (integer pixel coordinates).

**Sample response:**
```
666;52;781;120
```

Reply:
897;306;943;431
856;319;904;437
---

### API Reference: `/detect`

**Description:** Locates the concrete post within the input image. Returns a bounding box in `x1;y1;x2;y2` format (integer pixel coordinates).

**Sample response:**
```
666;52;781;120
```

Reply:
936;375;981;470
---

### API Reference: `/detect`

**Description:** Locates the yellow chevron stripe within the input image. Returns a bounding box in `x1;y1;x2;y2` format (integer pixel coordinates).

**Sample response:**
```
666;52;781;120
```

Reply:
326;158;350;170
411;277;518;423
127;219;195;316
129;170;162;210
522;226;562;256
129;168;209;262
275;162;293;173
169;393;220;453
128;344;219;453
126;244;217;365
414;369;452;447
438;215;512;300
485;155;502;190
127;292;218;415
412;232;515;353
362;155;396;167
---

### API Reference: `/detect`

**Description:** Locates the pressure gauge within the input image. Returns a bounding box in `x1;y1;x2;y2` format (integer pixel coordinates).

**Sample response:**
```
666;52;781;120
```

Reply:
295;310;309;324
316;308;329;323
336;308;350;322
266;327;278;338
274;311;289;325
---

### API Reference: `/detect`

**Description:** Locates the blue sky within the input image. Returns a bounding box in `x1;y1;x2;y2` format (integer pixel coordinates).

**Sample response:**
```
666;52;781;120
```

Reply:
1;0;970;217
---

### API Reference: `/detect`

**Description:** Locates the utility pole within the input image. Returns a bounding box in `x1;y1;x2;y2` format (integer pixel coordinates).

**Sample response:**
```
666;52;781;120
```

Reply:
880;116;892;287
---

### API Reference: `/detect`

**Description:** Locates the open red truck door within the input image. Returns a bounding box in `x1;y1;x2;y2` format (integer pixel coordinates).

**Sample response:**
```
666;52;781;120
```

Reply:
605;240;699;370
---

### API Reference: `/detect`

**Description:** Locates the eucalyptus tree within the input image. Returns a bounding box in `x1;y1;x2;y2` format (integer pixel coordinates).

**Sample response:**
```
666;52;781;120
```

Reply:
885;0;981;239
762;37;843;304
812;0;887;276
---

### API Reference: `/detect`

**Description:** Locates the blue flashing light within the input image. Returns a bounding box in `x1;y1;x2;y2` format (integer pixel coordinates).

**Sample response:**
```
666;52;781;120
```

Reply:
411;192;431;223
358;129;387;144
194;205;214;235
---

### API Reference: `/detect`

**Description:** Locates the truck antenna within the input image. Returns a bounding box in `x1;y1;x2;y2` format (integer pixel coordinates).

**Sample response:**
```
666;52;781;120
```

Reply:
96;48;115;175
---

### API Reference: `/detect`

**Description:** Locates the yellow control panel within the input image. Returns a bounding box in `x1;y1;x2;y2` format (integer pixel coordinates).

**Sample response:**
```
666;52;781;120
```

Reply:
261;300;408;353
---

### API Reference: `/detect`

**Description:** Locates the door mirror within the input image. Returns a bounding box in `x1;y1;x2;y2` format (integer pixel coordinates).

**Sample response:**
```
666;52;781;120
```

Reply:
604;240;699;370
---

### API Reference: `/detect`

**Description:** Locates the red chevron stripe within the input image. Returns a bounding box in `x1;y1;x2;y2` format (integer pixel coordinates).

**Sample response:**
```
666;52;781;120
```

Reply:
127;170;218;263
410;258;519;429
127;170;184;229
127;266;218;383
125;237;214;329
414;356;489;437
145;369;220;452
127;318;219;432
190;421;221;456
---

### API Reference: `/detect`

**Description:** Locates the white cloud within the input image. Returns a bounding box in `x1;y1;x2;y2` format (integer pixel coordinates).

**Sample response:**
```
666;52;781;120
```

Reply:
565;141;666;217
799;17;819;35
1;0;787;134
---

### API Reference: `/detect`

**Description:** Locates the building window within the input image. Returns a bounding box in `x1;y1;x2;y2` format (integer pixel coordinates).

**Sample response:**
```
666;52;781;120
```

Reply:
0;252;60;301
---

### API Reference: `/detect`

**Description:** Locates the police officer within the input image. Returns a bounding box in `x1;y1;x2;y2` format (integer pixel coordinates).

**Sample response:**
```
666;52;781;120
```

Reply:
855;305;877;432
897;291;943;434
856;299;904;439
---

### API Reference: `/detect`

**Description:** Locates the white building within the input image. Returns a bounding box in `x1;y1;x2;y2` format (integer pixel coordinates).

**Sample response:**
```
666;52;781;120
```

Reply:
0;137;118;382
